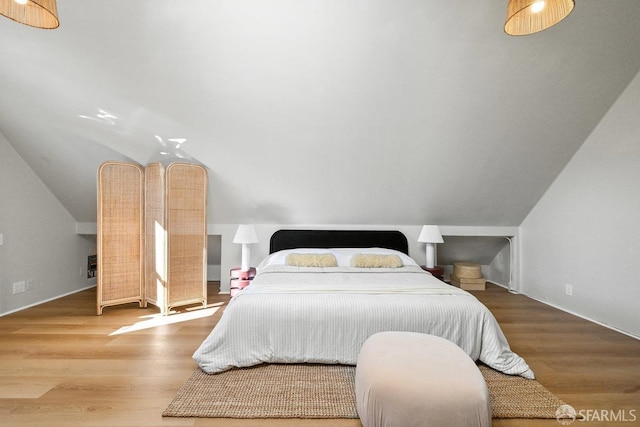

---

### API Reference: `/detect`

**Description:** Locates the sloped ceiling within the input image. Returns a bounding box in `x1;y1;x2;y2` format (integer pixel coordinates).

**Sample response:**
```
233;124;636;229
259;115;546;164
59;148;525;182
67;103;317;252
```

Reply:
1;0;640;226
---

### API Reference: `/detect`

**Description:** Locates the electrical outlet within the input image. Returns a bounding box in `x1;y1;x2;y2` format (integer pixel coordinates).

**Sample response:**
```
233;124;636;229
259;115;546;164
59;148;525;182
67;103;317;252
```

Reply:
26;279;34;291
565;284;573;296
13;281;26;294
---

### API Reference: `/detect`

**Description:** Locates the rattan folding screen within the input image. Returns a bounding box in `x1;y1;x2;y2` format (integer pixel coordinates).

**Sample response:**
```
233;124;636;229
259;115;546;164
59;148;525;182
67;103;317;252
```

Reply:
97;161;145;315
97;161;207;315
145;162;208;314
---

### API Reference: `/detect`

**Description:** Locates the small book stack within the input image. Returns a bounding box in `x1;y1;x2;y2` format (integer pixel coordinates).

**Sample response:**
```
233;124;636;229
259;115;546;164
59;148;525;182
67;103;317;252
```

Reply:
450;262;486;290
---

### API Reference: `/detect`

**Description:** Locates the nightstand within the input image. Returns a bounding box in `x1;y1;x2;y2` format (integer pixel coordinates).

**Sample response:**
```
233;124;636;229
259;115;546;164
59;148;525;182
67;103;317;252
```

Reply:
421;266;444;281
230;267;256;296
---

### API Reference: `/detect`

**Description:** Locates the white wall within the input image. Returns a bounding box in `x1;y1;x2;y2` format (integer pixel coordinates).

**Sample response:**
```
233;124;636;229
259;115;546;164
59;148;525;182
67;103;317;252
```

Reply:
0;134;94;316
520;71;640;338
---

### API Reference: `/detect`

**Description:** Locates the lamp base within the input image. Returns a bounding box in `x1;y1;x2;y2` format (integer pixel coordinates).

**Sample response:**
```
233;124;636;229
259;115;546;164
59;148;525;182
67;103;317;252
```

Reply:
240;244;251;272
425;244;436;269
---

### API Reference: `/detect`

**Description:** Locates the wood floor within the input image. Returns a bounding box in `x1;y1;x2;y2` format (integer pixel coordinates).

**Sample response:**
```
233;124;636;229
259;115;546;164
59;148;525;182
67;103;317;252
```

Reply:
1;283;638;427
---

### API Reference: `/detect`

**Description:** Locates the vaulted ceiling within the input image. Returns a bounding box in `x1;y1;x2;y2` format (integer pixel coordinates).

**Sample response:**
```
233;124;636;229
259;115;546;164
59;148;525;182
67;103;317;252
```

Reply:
2;0;640;226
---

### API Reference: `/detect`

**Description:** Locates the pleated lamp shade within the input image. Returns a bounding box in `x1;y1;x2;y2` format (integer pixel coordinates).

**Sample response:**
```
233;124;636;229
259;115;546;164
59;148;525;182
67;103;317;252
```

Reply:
0;0;59;29
233;225;259;244
505;0;574;36
417;225;444;244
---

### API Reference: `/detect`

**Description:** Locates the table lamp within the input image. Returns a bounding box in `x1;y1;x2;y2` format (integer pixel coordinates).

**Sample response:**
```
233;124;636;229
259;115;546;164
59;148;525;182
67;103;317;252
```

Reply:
233;224;258;272
417;225;444;269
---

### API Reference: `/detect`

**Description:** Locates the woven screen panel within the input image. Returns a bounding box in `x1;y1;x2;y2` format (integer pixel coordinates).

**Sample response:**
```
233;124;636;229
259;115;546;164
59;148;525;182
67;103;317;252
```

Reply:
166;163;207;305
144;163;165;306
97;162;145;314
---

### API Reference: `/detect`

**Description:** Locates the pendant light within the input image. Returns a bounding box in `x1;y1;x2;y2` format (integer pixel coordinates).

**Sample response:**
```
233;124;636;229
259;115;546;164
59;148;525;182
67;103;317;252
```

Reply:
505;0;574;36
0;0;59;29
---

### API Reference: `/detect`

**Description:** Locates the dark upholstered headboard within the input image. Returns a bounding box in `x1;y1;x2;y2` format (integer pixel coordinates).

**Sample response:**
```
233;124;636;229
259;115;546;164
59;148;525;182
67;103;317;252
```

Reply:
269;230;409;255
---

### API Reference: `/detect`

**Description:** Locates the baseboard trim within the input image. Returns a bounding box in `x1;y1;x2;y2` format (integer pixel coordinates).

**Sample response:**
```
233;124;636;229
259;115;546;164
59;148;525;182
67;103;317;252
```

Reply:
487;281;509;289
0;284;97;318
518;291;640;341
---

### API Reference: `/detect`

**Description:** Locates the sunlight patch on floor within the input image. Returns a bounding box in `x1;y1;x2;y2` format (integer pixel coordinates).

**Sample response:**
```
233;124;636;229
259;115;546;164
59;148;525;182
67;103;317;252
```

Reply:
109;302;224;336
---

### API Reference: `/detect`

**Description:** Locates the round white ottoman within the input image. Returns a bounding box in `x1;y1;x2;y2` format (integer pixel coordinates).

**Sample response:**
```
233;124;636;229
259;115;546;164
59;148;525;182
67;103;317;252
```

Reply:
355;332;491;427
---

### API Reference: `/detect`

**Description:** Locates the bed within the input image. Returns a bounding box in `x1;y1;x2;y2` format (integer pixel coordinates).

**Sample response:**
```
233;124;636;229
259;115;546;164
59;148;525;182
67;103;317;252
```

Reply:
193;230;534;379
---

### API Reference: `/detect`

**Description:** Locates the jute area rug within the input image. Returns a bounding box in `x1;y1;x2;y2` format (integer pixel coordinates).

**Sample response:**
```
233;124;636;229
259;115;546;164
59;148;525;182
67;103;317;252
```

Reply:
163;363;568;419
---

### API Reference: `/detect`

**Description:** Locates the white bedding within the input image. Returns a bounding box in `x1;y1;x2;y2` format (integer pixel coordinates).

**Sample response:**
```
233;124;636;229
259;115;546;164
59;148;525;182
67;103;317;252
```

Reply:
193;249;534;379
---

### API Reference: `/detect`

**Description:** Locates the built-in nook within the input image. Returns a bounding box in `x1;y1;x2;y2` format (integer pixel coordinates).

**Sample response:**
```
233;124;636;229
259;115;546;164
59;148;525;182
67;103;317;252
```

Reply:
207;235;222;282
438;235;514;290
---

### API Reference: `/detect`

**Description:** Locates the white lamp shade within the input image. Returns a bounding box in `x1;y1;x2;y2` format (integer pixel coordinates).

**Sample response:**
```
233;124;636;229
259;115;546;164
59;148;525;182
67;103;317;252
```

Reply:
417;225;443;244
233;224;258;244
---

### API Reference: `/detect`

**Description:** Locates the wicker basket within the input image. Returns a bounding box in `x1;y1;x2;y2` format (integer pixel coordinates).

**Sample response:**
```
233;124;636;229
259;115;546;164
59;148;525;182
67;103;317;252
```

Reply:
453;262;482;279
452;262;485;290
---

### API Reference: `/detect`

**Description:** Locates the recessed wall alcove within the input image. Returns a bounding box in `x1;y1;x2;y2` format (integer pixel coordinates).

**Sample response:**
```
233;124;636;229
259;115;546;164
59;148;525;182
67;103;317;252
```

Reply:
438;236;512;288
207;235;222;282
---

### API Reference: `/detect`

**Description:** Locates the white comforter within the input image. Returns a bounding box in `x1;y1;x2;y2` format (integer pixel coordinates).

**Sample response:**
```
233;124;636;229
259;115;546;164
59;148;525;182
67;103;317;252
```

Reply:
193;265;534;379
